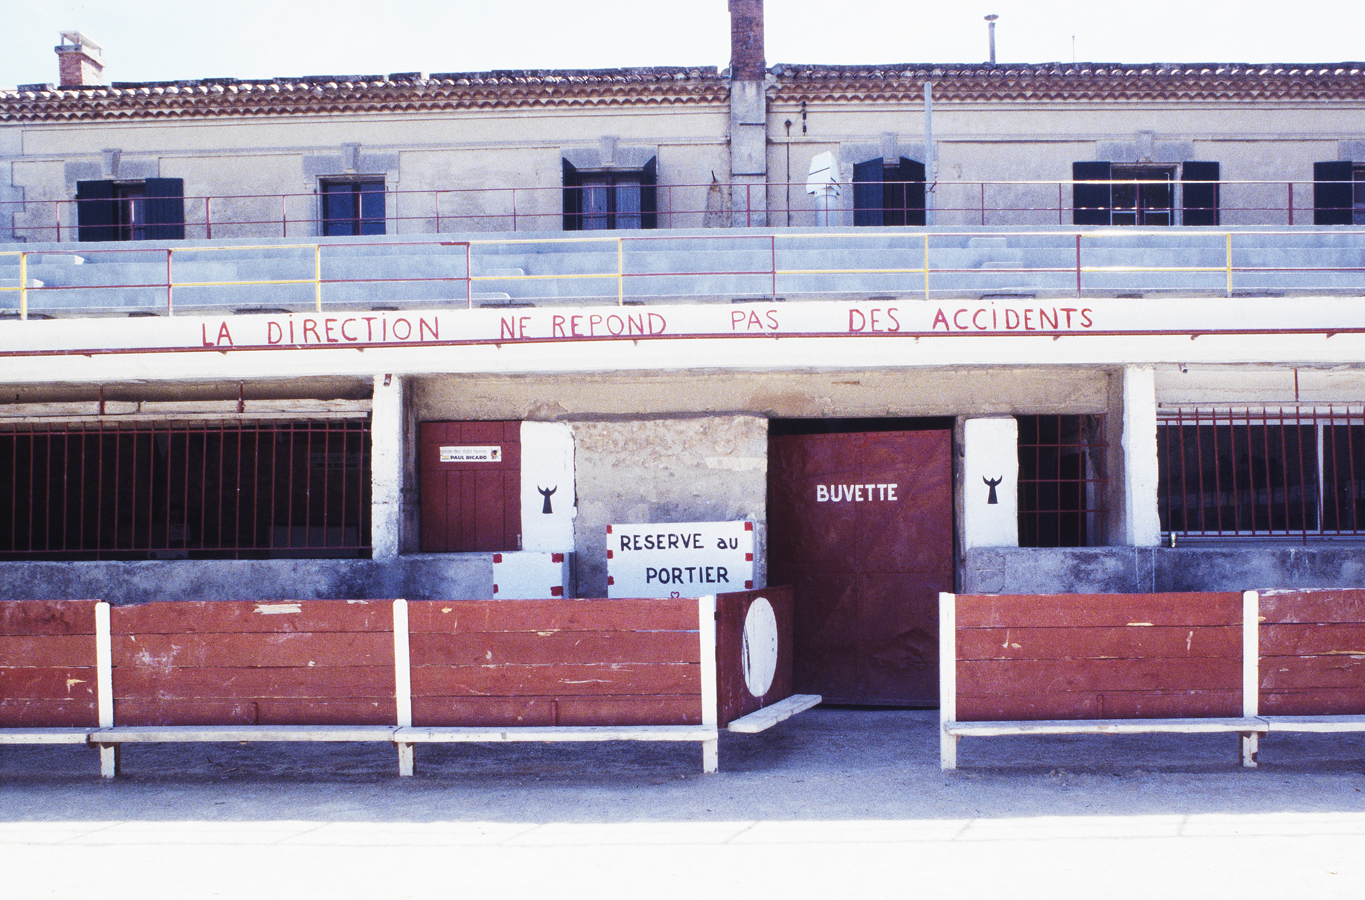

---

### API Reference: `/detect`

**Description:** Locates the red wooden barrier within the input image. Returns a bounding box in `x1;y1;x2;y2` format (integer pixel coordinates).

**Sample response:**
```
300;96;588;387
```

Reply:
954;592;1244;720
1260;588;1365;715
408;598;702;727
0;600;100;727
716;587;795;726
110;600;397;726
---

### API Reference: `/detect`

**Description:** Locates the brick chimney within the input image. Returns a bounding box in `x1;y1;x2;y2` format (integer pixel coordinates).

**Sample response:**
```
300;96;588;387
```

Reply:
56;32;104;87
728;0;765;82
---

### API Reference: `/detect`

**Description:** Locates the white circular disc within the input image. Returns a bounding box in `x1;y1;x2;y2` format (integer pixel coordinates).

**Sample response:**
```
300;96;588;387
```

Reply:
741;596;779;698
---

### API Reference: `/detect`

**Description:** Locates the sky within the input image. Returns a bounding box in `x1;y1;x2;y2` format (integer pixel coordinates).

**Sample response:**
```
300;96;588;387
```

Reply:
3;0;1365;90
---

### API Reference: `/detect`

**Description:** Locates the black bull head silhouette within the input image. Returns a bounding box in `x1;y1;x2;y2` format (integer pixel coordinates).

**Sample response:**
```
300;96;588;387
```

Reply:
983;476;1002;505
538;485;556;514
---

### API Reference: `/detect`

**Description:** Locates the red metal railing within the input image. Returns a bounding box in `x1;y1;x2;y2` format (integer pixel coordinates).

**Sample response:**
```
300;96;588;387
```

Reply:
0;179;1340;242
0;419;371;560
1159;407;1365;540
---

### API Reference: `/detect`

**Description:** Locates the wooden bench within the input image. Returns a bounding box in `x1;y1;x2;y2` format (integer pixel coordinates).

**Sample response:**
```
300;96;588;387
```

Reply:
943;717;1268;769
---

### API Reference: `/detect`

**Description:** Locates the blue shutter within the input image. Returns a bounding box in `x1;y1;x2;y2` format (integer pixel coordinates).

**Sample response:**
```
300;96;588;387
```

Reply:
853;158;884;227
1072;161;1112;225
358;181;386;236
1314;161;1353;225
1181;162;1219;226
142;178;185;240
562;159;582;231
898;157;926;227
75;180;119;242
640;156;658;230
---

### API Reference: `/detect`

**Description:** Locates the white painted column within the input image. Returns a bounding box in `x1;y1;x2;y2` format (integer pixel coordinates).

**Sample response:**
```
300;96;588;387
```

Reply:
963;417;1019;549
698;594;719;774
392;598;414;776
1122;365;1162;547
939;592;957;770
1241;590;1260;768
95;601;117;778
371;374;405;562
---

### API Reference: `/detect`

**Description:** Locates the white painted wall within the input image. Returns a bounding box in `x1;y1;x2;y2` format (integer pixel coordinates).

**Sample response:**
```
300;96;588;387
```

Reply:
963;417;1018;549
519;421;576;552
370;373;404;561
1121;365;1162;547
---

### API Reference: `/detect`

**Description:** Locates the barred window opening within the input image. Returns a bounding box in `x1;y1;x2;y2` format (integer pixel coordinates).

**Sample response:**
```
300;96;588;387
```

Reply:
1017;414;1108;548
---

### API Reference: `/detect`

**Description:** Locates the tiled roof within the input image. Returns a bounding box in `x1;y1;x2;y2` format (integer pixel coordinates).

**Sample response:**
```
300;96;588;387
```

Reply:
770;62;1365;103
0;67;730;122
5;62;1365;122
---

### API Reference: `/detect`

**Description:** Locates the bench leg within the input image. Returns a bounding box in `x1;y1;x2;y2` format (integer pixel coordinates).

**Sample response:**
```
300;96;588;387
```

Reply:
941;728;958;771
701;738;718;774
1240;732;1259;768
396;742;414;777
97;744;120;779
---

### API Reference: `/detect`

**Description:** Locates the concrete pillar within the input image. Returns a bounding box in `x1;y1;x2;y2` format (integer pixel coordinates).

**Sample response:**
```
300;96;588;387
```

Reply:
728;0;767;226
371;373;405;562
1121;365;1162;546
963;417;1019;549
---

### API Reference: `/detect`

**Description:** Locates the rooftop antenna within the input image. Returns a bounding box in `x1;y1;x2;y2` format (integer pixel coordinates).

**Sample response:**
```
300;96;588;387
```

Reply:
1072;35;1076;64
985;14;999;66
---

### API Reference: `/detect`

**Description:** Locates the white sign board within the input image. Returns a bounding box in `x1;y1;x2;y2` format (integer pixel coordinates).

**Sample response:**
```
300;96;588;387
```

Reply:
493;551;572;600
607;520;754;599
439;445;501;463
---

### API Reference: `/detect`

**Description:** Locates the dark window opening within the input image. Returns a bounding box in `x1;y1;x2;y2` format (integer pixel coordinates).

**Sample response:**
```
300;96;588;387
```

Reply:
562;157;658;231
1017;414;1108;547
853;157;926;227
76;178;185;242
321;179;386;236
1072;162;1219;226
0;420;372;561
1159;408;1365;539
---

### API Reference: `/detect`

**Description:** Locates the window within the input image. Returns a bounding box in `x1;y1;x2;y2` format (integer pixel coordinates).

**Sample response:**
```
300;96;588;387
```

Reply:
1072;162;1220;226
0;420;371;560
1312;162;1365;225
1016;414;1108;547
320;178;386;236
76;178;185;242
853;157;926;227
562;158;657;231
1159;408;1365;538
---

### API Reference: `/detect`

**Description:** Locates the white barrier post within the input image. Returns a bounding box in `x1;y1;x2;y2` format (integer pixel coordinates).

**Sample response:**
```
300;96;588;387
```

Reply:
699;594;718;773
939;592;958;770
1241;590;1260;767
393;598;414;776
94;601;118;778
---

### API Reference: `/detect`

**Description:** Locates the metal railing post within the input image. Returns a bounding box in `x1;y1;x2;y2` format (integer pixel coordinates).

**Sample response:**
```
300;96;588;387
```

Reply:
166;248;174;316
315;244;323;311
205;196;213;240
436;191;443;234
466;242;472;309
1288;183;1294;226
19;252;27;320
923;233;931;300
282;195;288;238
771;235;777;300
617;237;625;306
55;200;62;242
1075;234;1083;297
511;188;518;232
1226;232;1234;297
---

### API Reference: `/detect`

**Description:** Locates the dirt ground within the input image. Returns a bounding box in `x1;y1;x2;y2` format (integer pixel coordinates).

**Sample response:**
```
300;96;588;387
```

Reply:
3;708;1365;899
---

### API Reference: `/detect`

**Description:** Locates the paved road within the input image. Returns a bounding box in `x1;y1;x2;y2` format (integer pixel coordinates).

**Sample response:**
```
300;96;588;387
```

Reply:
3;709;1365;899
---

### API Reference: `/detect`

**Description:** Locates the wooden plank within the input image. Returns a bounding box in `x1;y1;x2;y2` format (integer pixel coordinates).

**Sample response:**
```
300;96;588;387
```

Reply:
0;635;99;667
92;725;398;742
0;699;99;728
112;600;394;635
409;631;698;667
112;698;397;726
0;600;98;636
111;632;393;668
394;724;717;743
410;663;699;698
726;694;822;733
1260;688;1365;716
956;592;1242;628
956;626;1240;661
557;696;702;726
0;667;98;700
957;690;1241;721
112;665;396;700
413;697;559;727
0;728;96;744
1260;624;1365;656
1259;590;1365;624
1262;715;1365;732
957;657;1242;694
945;717;1266;736
406;598;698;634
1260;656;1365;691
714;588;796;726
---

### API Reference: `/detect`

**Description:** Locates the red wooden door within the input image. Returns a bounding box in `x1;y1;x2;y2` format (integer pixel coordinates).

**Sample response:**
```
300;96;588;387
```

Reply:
419;421;521;552
768;430;953;705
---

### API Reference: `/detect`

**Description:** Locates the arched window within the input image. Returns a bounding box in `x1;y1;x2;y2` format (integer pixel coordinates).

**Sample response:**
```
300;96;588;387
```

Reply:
853;157;925;226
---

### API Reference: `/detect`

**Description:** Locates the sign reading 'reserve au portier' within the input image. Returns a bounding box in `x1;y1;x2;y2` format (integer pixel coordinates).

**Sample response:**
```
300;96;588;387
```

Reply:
606;521;754;599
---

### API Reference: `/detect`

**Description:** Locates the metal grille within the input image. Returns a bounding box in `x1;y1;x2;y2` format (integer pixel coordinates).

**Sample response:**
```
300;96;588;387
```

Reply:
0;419;371;560
1017;414;1108;547
1159;407;1365;539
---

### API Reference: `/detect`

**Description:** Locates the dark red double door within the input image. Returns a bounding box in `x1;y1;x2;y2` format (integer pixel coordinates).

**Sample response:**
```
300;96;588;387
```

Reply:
768;430;953;706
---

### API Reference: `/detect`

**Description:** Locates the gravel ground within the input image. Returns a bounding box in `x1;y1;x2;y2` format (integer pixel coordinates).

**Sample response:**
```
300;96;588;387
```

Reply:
3;708;1365;899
